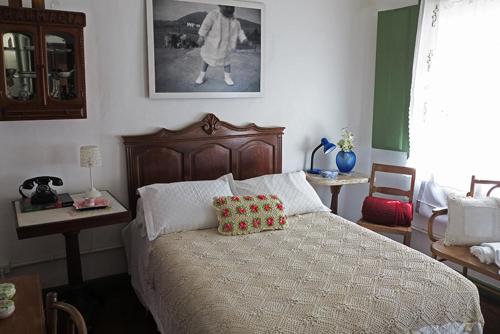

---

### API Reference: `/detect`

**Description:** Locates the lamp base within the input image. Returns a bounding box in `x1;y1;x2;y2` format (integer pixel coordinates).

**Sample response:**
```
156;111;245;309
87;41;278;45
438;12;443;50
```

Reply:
306;168;322;175
85;188;101;199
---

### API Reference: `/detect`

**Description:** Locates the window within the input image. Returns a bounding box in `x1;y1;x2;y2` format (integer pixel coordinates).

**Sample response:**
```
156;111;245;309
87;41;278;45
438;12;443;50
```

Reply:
409;0;500;190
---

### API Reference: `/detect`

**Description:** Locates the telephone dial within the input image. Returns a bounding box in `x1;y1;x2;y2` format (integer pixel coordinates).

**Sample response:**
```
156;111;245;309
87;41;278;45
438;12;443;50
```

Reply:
19;176;63;205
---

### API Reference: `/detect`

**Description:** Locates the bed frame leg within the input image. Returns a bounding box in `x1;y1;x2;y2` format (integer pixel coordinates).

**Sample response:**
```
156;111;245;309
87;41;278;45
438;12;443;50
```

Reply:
403;233;411;247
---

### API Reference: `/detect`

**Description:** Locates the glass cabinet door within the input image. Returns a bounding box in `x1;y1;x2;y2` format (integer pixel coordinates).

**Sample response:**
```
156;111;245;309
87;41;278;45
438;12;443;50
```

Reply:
45;32;79;102
2;31;38;102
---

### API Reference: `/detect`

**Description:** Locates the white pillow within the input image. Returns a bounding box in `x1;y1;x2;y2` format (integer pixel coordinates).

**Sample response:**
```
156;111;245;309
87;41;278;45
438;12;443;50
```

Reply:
138;175;233;241
445;194;500;246
229;171;330;216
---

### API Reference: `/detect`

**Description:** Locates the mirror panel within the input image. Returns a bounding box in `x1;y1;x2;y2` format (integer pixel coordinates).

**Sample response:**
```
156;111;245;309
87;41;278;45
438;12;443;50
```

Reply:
46;33;77;100
3;32;37;101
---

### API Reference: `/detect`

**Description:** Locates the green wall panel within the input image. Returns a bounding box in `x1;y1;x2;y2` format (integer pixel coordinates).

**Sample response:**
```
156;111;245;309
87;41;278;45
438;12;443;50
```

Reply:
372;5;419;153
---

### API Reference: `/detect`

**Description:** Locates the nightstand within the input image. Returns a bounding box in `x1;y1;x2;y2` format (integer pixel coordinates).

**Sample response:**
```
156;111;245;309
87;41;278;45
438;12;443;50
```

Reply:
13;191;131;286
306;172;369;215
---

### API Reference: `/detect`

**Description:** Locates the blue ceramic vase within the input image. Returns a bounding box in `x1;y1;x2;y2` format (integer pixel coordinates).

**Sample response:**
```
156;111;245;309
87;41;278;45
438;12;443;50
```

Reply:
336;151;356;173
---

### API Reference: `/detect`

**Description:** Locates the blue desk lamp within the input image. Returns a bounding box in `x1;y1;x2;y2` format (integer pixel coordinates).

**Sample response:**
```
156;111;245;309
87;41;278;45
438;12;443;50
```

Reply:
307;138;336;174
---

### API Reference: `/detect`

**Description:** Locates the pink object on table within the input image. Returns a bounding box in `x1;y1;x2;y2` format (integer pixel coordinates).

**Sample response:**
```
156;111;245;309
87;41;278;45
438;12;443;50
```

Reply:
73;197;110;210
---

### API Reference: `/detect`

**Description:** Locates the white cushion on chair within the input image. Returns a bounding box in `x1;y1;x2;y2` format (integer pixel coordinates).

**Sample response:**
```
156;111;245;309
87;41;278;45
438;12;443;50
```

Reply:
444;194;500;246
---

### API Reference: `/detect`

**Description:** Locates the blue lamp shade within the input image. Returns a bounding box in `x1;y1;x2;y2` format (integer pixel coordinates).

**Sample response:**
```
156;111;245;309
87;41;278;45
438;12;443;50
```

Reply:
321;138;336;154
308;137;337;174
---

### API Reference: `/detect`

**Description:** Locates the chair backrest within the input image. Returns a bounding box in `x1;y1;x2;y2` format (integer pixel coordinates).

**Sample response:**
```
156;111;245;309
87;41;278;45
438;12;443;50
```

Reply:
46;292;87;334
369;163;416;203
467;175;500;198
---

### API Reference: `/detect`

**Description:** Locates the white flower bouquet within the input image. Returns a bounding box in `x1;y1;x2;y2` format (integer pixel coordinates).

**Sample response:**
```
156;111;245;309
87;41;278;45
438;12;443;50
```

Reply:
337;128;354;152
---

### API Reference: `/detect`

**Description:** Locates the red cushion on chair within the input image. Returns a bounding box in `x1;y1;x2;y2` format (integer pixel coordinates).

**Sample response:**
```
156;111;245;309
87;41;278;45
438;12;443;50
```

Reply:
361;196;413;227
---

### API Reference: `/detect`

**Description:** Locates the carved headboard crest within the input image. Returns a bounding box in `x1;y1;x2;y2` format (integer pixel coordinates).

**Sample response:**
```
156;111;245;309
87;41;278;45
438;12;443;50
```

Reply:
202;113;220;135
123;114;285;214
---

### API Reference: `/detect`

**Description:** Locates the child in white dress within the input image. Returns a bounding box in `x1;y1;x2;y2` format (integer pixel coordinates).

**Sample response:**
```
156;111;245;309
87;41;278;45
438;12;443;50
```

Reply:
195;5;250;86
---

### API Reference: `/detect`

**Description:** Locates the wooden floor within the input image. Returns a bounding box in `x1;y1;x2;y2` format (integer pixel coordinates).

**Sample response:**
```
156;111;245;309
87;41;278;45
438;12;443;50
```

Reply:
49;274;500;334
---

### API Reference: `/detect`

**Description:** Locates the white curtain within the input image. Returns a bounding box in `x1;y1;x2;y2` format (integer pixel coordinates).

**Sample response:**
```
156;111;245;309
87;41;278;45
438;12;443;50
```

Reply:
409;0;500;191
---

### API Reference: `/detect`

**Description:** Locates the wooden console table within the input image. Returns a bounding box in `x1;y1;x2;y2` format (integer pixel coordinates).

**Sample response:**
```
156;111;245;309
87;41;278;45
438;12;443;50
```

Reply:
13;191;131;286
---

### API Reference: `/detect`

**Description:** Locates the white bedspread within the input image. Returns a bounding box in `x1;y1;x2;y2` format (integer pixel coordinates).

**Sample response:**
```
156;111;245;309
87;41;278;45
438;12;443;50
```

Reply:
123;212;483;334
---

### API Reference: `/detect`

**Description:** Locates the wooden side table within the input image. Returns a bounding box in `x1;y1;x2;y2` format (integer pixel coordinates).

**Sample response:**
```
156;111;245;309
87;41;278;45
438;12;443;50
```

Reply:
0;275;45;334
306;172;369;214
13;191;131;286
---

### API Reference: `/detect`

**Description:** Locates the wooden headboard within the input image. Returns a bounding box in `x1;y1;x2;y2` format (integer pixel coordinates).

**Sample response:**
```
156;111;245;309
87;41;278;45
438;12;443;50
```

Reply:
123;113;285;214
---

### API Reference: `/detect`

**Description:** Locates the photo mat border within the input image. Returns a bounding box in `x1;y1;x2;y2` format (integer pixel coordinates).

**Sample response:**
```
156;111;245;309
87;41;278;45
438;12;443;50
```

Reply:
146;0;265;99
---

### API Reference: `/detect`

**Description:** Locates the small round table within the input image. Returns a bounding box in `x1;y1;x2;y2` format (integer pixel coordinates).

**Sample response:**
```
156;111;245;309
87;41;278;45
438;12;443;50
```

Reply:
306;172;369;214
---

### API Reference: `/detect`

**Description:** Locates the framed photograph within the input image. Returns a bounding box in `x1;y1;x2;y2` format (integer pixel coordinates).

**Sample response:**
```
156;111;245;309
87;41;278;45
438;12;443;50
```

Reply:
146;0;264;99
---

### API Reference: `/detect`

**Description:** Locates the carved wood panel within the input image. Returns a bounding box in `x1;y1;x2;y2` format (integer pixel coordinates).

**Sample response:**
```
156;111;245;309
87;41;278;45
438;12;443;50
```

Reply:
191;144;231;181
238;140;275;180
138;147;183;186
123;114;284;214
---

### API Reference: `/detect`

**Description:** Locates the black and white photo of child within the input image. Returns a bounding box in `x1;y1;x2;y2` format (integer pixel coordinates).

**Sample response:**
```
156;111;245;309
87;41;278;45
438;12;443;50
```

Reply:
151;0;261;95
195;5;253;86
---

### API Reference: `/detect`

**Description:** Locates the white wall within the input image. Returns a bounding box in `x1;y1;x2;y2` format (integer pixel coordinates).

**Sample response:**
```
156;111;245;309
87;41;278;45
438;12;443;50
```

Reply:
0;0;382;287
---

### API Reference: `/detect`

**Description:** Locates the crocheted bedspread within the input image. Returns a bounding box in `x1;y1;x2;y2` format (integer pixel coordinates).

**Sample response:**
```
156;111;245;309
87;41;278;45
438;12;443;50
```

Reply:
147;212;483;333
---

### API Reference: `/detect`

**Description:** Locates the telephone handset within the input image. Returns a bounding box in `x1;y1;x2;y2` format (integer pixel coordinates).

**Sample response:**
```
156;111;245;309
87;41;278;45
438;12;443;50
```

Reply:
19;176;63;205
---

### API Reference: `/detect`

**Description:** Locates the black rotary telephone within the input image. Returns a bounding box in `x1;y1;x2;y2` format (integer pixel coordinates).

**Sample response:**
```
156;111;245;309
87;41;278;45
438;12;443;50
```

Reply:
19;176;63;205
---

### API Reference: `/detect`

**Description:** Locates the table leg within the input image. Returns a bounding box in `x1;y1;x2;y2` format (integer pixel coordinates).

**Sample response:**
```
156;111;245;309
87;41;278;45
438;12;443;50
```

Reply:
63;231;83;286
330;185;343;215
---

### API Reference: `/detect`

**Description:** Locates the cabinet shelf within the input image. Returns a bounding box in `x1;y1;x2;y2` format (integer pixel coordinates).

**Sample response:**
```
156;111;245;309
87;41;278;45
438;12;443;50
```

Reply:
13;72;37;79
47;48;72;53
3;46;35;51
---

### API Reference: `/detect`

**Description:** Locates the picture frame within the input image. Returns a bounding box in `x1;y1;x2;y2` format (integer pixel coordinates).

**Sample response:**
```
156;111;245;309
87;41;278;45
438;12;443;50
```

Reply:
146;0;264;99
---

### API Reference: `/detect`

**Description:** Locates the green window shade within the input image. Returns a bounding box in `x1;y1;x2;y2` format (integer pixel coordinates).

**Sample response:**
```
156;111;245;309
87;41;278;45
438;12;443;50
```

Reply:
372;5;419;153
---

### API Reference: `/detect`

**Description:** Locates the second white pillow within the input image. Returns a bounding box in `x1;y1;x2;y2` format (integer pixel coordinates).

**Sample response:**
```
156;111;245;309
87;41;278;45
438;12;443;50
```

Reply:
229;171;330;216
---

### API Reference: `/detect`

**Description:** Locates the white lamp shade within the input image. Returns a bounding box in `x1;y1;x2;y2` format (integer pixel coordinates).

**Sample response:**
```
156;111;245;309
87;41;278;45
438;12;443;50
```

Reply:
80;145;102;168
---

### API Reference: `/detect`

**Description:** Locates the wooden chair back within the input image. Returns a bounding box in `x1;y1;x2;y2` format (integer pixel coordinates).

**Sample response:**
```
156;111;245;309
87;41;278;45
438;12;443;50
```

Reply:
46;292;87;334
467;175;500;198
369;163;416;203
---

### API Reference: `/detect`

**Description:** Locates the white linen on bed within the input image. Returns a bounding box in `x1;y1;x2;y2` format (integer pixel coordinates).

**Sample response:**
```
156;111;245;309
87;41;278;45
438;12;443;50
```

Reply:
138;175;233;240
123;212;484;334
229;171;331;216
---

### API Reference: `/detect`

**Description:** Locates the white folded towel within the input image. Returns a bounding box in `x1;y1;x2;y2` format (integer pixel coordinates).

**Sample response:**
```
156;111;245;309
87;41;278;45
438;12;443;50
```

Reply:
470;242;500;267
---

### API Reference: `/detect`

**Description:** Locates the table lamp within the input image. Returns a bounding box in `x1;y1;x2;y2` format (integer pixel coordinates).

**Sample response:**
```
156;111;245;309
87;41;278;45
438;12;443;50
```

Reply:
80;145;102;198
307;138;336;174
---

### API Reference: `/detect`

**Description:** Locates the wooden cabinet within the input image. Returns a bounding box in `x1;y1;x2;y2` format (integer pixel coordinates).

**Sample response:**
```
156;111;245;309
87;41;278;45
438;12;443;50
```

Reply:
0;5;86;121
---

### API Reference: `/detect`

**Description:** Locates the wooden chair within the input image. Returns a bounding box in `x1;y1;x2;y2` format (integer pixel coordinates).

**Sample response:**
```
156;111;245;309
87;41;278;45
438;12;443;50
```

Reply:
46;292;87;334
428;176;500;280
357;163;416;246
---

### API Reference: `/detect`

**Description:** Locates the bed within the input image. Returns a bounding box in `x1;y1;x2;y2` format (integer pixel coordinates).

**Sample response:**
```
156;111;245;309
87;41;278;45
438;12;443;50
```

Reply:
122;114;484;334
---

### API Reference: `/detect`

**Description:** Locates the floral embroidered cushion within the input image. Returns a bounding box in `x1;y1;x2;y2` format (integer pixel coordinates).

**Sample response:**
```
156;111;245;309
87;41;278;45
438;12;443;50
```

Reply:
213;194;288;236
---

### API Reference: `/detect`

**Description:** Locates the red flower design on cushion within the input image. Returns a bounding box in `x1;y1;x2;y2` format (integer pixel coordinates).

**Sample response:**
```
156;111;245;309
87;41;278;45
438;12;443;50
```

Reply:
222;208;231;217
216;197;227;206
231;196;241;202
267;217;274;226
253;218;261;228
223;223;233;232
264;204;272;211
279;217;287;225
244;196;254;201
277;203;284;211
257;195;267;200
239;221;248;230
237;207;246;214
271;195;279;200
250;204;259;213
